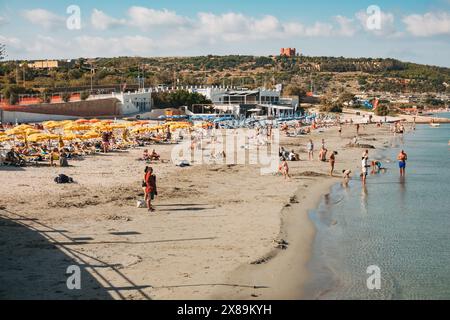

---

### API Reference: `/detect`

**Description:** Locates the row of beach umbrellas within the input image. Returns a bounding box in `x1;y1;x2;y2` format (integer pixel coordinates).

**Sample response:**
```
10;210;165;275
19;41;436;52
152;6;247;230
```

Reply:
0;119;198;144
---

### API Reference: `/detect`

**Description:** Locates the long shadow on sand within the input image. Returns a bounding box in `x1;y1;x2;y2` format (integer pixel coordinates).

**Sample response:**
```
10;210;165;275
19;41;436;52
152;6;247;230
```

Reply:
0;214;112;299
0;210;152;299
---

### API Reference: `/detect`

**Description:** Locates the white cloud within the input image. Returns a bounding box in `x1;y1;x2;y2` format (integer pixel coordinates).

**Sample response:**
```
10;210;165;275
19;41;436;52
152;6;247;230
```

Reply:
91;9;126;30
197;12;248;35
86;7;356;41
251;15;281;35
304;22;334;37
127;6;187;29
195;12;351;41
282;18;355;38
335;16;357;37
22;8;65;29
356;10;397;37
195;12;283;41
403;12;450;37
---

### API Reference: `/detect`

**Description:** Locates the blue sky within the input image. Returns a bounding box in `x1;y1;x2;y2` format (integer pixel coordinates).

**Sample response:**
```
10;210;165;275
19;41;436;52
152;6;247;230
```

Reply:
1;0;450;66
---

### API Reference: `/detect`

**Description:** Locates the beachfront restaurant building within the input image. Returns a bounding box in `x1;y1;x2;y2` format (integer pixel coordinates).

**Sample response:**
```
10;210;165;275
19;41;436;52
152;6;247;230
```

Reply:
188;86;297;118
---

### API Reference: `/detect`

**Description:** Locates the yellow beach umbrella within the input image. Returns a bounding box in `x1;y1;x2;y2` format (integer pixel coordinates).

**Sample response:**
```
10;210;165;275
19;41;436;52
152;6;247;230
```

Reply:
14;124;34;131
110;123;127;130
0;136;13;142
81;131;101;140
25;128;42;136
27;134;47;142
64;123;91;131
43;133;60;140
43;121;65;129
62;133;82;141
75;119;90;123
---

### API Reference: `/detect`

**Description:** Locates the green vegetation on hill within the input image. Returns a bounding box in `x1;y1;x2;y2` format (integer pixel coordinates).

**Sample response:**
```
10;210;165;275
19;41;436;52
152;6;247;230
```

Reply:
152;90;212;109
1;44;449;96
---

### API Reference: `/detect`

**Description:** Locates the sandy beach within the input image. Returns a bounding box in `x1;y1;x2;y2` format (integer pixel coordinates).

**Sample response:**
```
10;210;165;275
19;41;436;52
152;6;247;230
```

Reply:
0;114;404;299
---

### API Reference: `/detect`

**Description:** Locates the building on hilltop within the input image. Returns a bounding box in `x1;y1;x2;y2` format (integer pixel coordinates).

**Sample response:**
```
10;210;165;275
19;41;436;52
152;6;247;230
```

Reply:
280;48;296;57
26;60;73;69
183;86;298;118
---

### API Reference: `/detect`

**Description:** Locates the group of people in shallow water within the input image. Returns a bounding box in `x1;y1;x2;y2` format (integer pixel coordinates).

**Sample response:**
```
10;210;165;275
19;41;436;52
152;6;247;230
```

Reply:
276;121;410;184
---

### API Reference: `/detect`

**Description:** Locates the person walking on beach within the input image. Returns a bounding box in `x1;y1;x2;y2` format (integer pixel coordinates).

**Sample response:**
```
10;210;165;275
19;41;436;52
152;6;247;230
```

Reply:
397;150;408;177
144;166;157;212
307;139;314;160
361;155;369;185
329;151;337;176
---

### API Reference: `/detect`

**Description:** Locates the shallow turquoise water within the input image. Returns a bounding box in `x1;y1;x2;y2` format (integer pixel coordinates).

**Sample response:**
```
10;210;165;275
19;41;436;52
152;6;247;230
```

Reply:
306;116;450;299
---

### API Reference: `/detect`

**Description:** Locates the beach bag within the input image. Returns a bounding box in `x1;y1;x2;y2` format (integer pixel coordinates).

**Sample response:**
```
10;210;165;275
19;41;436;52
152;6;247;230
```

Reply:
136;200;146;208
178;160;190;167
54;174;73;184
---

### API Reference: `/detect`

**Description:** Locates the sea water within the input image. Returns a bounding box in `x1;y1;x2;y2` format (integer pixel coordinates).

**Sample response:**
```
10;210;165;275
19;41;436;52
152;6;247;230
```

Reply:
305;115;450;299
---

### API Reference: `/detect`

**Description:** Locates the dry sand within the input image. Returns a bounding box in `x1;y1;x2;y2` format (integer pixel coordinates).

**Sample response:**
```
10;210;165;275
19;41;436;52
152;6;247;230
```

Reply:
0;119;396;299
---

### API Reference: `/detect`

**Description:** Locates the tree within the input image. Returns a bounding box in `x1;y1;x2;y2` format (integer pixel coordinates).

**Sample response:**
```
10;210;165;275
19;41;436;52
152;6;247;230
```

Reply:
68;69;83;80
80;91;90;100
338;91;355;104
284;84;307;98
39;88;53;103
375;104;389;116
319;95;343;113
61;92;71;102
152;90;212;109
2;85;31;105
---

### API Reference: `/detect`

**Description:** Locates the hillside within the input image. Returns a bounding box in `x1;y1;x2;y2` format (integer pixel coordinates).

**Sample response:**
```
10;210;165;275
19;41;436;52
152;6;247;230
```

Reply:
1;55;449;96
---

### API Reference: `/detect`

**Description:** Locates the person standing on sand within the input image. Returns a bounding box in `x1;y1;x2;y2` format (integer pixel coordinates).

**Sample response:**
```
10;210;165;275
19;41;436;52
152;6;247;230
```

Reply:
281;159;291;180
356;123;360;135
361;155;369;185
144;166;157;212
329;151;337;176
101;131;110;153
397;150;408;177
307;139;314;160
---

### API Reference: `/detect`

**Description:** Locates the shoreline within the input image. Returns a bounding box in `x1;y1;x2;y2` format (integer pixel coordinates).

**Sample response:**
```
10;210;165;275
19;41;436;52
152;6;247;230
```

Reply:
213;124;395;300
